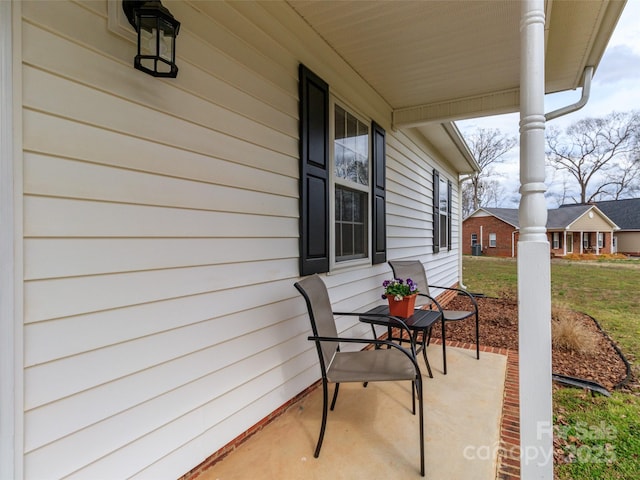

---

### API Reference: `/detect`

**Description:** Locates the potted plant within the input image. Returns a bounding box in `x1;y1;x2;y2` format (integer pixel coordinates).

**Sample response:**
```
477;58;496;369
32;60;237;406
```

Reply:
382;278;419;318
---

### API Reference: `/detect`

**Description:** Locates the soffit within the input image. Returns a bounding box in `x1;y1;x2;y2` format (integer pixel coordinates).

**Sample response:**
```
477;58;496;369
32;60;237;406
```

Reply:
287;0;626;126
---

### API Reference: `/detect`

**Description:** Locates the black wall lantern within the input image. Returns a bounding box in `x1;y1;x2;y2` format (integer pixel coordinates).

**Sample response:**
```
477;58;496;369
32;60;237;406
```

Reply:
123;0;180;78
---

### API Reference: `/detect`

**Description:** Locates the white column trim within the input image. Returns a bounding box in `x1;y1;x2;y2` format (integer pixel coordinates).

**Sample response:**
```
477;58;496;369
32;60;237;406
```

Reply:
0;1;23;478
518;1;553;478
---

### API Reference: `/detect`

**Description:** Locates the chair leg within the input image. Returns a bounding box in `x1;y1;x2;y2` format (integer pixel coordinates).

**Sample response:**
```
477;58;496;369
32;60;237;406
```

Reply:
411;381;416;414
416;375;425;477
416;330;433;378
330;383;340;410
475;313;480;360
441;318;447;375
314;379;330;458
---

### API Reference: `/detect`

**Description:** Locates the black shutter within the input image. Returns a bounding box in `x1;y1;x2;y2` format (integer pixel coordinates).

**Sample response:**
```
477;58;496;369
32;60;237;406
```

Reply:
371;121;386;264
447;179;452;251
299;64;330;276
432;169;440;253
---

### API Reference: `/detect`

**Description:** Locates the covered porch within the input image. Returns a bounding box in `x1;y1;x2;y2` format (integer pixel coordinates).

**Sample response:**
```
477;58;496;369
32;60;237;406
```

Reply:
188;343;520;480
0;1;626;479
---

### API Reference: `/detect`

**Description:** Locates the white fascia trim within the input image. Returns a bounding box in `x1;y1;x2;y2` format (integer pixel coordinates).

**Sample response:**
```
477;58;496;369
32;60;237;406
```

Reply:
392;88;520;128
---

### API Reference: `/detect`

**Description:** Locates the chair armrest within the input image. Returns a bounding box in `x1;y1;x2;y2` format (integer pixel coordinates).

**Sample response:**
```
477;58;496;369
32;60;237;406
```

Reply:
308;335;421;372
416;293;445;314
428;286;479;311
336;311;416;355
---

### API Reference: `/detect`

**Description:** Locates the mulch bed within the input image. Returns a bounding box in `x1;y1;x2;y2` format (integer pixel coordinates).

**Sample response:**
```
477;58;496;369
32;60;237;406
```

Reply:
431;294;630;392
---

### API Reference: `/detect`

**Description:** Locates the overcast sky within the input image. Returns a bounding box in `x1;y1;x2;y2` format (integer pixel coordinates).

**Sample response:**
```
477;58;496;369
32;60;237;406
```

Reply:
458;0;640;208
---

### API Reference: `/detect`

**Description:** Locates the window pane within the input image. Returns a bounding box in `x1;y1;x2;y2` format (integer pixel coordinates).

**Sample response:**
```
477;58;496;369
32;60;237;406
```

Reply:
354;224;365;254
335;105;346;139
335;144;346;177
342;190;353;221
334;106;368;186
439;178;448;211
346;114;357;154
335;186;367;261
440;215;447;247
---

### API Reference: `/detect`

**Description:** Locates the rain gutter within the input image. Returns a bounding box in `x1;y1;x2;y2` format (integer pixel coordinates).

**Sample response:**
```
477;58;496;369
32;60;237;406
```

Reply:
545;66;593;121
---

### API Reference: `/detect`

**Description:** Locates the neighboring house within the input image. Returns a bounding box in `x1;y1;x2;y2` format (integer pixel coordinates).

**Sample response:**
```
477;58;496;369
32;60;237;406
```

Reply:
596;198;640;256
0;1;624;479
463;205;619;257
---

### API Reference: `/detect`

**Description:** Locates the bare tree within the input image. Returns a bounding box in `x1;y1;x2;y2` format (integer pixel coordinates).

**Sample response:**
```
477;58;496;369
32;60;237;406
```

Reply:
545;110;640;203
462;128;517;217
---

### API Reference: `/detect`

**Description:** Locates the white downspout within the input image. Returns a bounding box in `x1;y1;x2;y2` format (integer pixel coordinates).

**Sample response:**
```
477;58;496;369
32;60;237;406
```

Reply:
545;67;593;121
458;177;468;289
518;2;553;478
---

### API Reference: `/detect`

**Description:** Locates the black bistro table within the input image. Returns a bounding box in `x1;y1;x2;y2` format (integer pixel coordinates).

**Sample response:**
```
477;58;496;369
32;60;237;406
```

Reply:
359;305;442;378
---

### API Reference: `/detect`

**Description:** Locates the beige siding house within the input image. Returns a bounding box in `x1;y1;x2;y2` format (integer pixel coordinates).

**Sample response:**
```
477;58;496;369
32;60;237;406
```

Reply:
1;1;625;479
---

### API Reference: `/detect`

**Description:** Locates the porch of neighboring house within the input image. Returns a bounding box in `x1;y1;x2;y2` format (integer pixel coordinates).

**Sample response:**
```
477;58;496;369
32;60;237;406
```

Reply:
182;342;521;480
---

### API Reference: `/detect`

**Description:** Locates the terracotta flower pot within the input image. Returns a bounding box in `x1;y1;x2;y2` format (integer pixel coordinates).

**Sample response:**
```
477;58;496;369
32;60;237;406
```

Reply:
387;294;417;318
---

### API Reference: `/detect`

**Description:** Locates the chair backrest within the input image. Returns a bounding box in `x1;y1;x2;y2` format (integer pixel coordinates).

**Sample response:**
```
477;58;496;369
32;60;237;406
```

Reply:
388;260;433;307
294;275;339;371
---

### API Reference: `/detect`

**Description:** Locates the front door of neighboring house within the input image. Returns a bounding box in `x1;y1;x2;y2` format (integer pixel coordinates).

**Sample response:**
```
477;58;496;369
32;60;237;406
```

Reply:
567;233;573;253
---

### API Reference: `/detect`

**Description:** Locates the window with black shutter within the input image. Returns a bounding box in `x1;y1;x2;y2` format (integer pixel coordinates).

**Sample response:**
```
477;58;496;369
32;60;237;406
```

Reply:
371;121;386;265
299;64;330;276
298;64;387;275
433;170;452;253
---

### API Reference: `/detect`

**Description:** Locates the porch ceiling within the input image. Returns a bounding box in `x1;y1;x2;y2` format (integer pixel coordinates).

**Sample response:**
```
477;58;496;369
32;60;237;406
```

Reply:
288;0;626;127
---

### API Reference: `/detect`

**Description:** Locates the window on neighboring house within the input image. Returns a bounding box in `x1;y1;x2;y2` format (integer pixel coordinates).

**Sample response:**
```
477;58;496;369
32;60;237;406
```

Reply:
471;233;478;246
432;170;452;253
583;233;590;249
489;232;497;247
552;232;560;249
298;65;386;275
333;104;369;262
598;232;604;248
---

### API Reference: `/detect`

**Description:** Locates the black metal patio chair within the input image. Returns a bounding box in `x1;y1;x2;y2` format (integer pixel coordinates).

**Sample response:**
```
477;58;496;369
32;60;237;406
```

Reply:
294;274;425;476
389;260;479;375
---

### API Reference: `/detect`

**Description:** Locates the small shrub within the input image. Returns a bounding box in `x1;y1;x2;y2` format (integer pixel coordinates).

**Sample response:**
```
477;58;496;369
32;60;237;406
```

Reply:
551;306;597;355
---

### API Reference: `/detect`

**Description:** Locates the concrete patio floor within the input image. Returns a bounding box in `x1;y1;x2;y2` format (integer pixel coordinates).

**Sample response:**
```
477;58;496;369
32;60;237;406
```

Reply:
196;345;509;480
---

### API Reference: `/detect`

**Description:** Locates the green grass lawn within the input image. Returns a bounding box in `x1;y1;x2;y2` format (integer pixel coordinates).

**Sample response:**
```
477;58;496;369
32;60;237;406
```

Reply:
462;255;640;480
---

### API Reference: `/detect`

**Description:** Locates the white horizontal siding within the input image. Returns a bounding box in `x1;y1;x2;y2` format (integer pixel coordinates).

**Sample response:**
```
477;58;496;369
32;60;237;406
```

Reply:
24;196;297;238
19;1;464;478
24;109;297;197
25;237;297;279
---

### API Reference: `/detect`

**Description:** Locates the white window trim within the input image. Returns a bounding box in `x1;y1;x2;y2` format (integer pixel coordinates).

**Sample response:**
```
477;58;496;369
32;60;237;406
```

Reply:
328;97;372;271
489;232;497;247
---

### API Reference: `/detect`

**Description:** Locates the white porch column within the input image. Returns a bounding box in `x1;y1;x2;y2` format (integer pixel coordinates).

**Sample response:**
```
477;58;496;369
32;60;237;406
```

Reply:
518;1;553;478
1;2;23;479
